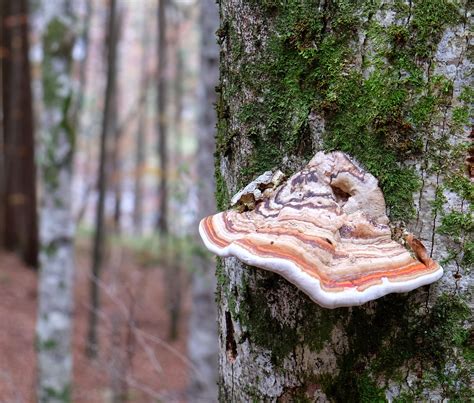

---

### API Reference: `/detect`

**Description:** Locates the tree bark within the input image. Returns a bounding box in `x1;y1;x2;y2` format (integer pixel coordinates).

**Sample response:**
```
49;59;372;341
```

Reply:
0;0;6;251
72;0;93;126
215;1;472;401
0;12;4;250
187;0;219;400
133;6;151;236
110;7;124;233
87;0;119;358
166;6;183;342
35;2;77;400
0;0;38;268
156;0;168;235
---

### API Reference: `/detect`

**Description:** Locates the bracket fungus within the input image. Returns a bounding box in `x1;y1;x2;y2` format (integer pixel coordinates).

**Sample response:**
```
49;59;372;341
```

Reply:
200;151;443;308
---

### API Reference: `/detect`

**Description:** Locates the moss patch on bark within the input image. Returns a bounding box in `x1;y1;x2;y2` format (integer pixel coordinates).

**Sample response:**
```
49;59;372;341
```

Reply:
216;0;466;221
321;293;472;401
215;0;472;400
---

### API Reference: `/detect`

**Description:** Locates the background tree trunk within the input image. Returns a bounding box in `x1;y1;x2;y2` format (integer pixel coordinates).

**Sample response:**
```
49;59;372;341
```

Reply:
35;1;77;400
166;5;183;342
110;7;124;233
133;6;151;236
0;0;38;268
187;0;219;399
87;0;119;358
156;0;168;235
215;1;472;401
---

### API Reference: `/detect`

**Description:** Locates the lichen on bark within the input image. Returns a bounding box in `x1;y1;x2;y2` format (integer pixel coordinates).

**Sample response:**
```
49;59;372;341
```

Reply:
215;0;473;401
35;6;77;403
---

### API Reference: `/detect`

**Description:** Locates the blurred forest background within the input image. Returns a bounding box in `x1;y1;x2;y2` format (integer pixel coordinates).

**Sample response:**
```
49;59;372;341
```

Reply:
0;0;219;401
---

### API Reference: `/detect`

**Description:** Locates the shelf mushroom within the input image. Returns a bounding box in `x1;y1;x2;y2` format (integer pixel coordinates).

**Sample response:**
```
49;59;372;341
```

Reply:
199;151;443;308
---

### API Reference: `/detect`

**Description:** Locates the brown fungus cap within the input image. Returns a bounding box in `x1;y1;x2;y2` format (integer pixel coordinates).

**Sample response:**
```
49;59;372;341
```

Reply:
200;151;442;308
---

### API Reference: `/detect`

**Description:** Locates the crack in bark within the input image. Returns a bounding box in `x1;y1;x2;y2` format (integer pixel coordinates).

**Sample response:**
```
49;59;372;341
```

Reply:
429;171;441;257
225;311;237;363
406;0;413;26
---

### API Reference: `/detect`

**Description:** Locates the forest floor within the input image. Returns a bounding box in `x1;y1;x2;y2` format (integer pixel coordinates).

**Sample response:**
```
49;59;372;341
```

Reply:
0;240;191;403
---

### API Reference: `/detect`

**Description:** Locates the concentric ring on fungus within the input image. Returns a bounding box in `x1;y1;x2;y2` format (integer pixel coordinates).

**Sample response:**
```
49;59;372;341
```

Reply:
199;151;442;308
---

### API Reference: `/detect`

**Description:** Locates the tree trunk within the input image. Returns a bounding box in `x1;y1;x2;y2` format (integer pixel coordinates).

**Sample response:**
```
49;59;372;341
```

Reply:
215;1;472;401
110;7;124;233
0;0;6;250
133;6;150;236
87;0;119;358
166;6;183;342
72;0;93;126
187;0;219;399
156;0;168;234
0;14;4;249
35;2;77;400
0;0;38;268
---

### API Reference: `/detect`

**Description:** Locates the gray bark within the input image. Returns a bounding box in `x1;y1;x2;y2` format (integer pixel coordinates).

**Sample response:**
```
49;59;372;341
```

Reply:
215;1;472;401
187;0;219;400
156;0;169;234
133;7;151;236
87;0;119;357
72;0;92;126
35;2;77;401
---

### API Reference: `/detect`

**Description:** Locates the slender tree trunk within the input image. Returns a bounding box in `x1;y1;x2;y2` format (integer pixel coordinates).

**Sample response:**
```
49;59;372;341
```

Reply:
165;7;184;341
156;0;168;235
133;9;150;236
111;90;121;232
187;0;219;399
110;7;124;233
0;0;38;268
35;1;77;400
215;1;472;401
0;1;6;249
87;0;119;358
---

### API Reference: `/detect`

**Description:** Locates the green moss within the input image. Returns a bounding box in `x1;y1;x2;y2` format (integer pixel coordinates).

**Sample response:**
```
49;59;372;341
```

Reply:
41;17;75;192
433;159;474;270
217;0;463;222
36;337;58;351
215;258;227;288
321;293;472;401
216;0;470;399
438;207;474;270
438;210;473;238
452;105;469;127
323;371;386;403
43;384;71;402
42;241;59;257
42;18;74;108
215;166;230;211
39;338;58;351
237;272;339;365
218;0;465;221
238;274;299;364
409;0;462;59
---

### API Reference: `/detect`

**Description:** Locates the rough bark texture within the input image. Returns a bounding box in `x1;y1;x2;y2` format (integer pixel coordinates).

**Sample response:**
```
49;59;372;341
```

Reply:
187;0;220;399
215;1;472;401
35;2;77;401
0;0;38;267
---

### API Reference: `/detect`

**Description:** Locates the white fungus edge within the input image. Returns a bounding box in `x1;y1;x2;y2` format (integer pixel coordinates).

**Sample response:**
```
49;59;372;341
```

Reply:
199;219;443;309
